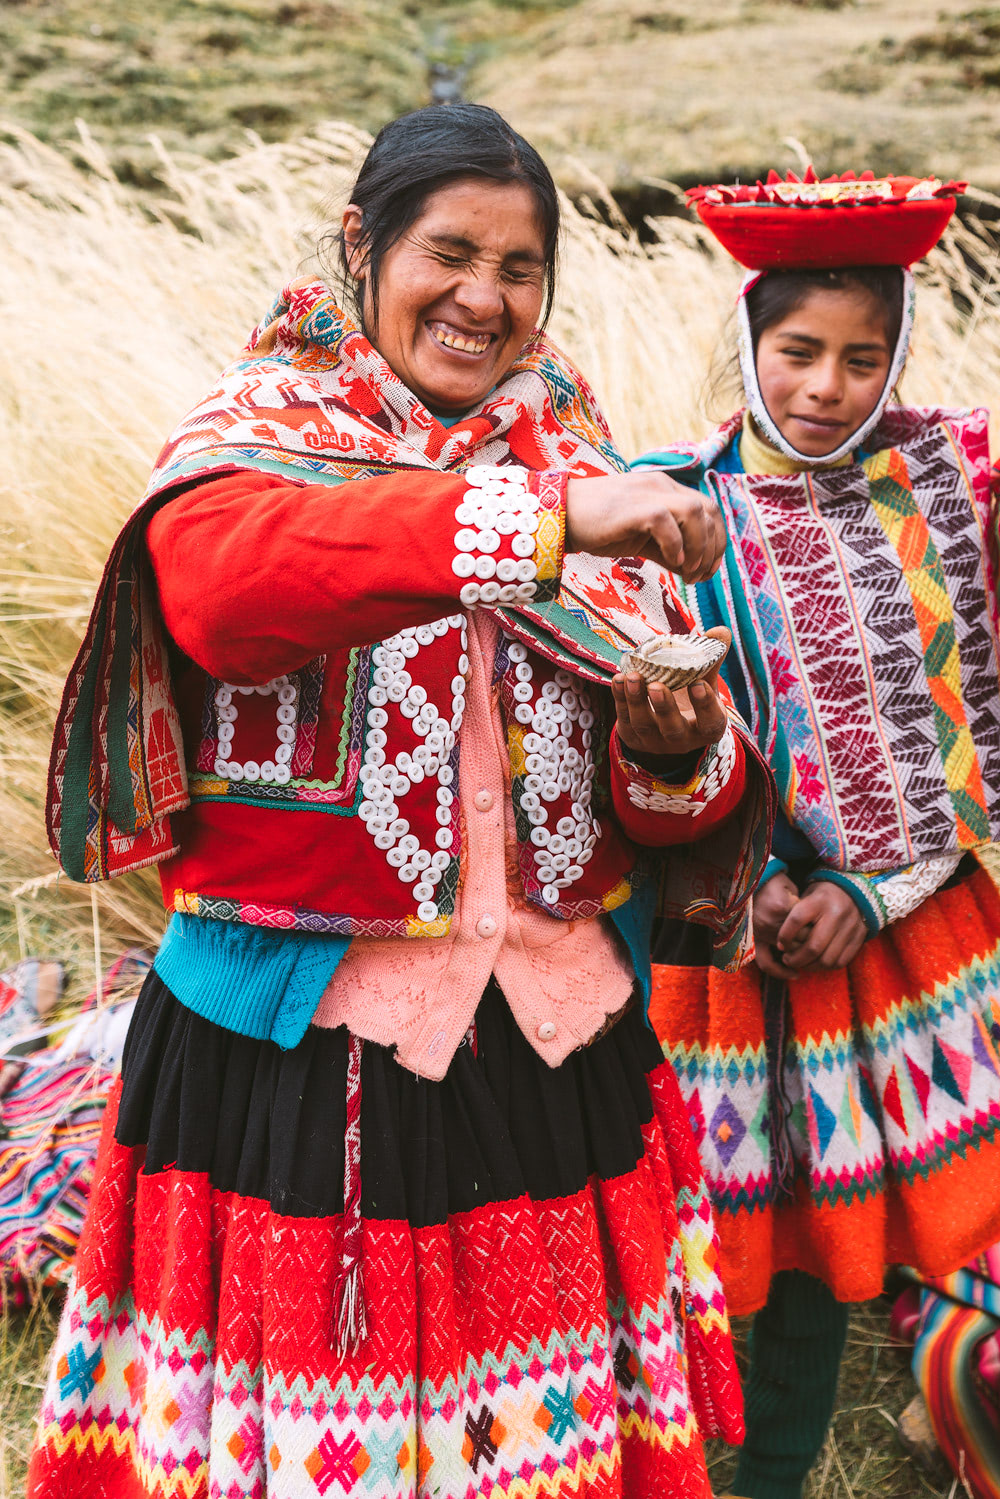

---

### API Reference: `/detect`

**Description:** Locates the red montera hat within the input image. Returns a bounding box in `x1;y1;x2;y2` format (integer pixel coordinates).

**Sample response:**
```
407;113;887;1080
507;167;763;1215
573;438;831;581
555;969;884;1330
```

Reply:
688;169;965;270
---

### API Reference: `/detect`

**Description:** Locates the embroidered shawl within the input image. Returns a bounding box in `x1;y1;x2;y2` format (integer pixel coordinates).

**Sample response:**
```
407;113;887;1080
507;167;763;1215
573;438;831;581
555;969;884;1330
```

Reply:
46;280;770;947
662;406;1000;874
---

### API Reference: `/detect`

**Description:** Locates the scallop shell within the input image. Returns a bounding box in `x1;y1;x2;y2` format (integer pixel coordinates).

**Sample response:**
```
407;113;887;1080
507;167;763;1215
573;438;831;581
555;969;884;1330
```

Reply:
619;632;727;690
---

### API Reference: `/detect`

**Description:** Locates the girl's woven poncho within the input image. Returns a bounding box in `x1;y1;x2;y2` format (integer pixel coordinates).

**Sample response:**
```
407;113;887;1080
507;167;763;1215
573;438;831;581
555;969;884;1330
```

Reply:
665;405;1000;875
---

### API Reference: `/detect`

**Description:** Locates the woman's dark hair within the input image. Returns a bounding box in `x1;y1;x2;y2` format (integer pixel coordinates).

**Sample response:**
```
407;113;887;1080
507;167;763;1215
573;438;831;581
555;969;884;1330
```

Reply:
323;103;560;332
744;266;904;350
704;265;906;417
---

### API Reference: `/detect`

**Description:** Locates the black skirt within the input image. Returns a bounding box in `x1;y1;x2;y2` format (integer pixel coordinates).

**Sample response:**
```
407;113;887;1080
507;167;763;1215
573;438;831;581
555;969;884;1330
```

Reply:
117;973;660;1222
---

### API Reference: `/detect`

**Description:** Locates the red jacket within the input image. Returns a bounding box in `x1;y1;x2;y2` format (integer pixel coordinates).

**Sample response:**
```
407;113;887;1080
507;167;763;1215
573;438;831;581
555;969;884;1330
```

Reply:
147;466;749;938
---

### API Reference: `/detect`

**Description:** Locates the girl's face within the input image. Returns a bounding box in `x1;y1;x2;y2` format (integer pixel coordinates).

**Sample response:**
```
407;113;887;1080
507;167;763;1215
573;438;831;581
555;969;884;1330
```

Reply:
754;286;894;457
343;177;547;413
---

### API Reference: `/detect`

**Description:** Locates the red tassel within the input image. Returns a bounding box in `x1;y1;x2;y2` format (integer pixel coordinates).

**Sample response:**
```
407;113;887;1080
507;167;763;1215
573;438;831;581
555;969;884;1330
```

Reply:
332;1260;369;1358
332;1032;367;1356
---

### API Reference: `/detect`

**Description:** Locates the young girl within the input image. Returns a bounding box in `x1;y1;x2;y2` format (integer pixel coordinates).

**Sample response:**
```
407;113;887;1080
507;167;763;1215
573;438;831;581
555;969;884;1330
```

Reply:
635;171;1000;1498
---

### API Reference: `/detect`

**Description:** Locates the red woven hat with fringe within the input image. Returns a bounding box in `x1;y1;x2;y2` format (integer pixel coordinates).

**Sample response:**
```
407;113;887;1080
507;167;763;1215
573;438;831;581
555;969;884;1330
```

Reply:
688;168;965;269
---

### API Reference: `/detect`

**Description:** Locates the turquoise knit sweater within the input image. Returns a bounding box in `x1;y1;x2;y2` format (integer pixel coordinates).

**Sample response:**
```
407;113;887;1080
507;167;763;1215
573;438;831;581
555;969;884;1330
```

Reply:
153;882;658;1050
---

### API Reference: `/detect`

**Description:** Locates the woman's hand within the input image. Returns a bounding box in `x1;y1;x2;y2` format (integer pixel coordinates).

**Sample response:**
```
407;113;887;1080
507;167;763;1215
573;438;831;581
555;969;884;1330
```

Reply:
565;471;727;583
773;881;868;975
752;871;800;979
612;626;731;759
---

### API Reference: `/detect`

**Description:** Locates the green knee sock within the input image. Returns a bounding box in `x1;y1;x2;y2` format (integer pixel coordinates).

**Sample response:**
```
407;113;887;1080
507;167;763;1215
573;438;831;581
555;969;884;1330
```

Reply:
731;1270;850;1499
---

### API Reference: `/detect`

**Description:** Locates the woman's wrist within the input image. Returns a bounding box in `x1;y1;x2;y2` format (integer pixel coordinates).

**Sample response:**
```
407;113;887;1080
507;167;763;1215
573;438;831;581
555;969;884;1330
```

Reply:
618;742;703;779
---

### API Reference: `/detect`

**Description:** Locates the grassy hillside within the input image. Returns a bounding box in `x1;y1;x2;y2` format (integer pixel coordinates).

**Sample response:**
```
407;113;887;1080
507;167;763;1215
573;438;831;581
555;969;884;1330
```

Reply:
475;0;1000;199
0;0;566;184
2;1;1000;199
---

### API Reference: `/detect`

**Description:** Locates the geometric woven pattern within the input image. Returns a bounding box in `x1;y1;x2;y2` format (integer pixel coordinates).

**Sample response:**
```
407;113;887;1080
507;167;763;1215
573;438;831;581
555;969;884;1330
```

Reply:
29;1058;740;1497
701;405;1000;873
866;444;991;845
652;864;1000;1314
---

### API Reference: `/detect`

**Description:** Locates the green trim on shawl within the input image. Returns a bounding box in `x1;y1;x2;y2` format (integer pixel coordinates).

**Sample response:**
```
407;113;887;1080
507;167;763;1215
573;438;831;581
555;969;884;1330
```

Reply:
60;593;112;879
495;599;625;682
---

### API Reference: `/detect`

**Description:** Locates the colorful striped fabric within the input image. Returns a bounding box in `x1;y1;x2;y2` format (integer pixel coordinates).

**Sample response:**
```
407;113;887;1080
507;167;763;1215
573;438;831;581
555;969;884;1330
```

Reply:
0;951;149;1305
897;1244;1000;1499
0;1055;114;1303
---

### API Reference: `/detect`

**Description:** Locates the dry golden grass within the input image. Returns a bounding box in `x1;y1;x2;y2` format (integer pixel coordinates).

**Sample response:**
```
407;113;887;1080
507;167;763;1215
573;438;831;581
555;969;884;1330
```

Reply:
6;0;1000;209
477;0;1000;199
2;120;1000;1496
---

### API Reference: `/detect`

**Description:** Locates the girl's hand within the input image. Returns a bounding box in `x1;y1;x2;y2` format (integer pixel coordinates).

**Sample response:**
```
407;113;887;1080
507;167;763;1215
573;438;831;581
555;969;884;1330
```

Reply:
612;627;731;758
752;872;800;979
775;882;868;974
565;471;727;582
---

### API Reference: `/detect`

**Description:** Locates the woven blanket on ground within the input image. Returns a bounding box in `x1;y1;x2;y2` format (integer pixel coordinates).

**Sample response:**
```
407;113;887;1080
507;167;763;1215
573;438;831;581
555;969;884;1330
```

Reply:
677;406;1000;874
29;978;741;1499
651;861;1000;1314
48;279;695;888
0;952;148;1306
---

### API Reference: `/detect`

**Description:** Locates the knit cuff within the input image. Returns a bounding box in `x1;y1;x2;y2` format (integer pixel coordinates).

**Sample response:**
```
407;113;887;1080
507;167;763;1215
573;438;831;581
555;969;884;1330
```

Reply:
808;868;885;935
758;856;789;890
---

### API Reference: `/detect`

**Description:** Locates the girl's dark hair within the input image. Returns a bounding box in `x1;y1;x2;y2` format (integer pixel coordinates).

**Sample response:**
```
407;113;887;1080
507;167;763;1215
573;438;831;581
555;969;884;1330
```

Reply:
704;265;905;418
745;266;904;350
324;103;560;332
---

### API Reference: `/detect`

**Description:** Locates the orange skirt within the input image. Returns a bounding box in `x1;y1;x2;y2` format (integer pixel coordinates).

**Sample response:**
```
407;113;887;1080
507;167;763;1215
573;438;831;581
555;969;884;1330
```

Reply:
651;863;1000;1315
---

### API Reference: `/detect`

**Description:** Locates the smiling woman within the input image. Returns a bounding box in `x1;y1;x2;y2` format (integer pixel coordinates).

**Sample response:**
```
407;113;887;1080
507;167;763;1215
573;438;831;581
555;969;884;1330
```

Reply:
332;109;559;415
28;104;775;1499
343;178;548;413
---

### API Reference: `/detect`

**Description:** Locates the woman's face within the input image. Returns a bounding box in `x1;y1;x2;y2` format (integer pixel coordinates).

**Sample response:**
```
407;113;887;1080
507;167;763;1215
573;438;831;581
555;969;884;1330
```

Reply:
754;287;893;456
344;177;547;412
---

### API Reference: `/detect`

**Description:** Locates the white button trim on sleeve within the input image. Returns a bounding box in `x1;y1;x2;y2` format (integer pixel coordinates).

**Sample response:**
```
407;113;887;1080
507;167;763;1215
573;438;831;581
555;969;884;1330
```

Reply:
624;723;738;817
451;466;541;612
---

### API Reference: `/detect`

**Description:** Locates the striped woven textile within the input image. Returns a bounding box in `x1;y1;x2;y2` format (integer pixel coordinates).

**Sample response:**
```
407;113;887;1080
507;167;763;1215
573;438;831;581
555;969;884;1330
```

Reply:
0;951;149;1305
895;1245;1000;1499
0;1055;114;1302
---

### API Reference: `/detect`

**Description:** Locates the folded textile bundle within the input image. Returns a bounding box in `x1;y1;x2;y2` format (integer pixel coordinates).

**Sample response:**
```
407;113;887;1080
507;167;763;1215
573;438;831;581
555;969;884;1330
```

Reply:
0;951;149;1305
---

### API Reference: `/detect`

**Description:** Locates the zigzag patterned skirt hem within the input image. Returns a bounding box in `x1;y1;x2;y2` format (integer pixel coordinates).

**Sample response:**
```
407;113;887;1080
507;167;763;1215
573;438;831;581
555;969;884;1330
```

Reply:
27;976;741;1499
651;863;1000;1315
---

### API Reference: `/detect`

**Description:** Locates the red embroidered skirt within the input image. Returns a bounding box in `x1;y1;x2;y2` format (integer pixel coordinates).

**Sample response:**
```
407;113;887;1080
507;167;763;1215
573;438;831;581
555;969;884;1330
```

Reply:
651;863;1000;1315
28;978;742;1499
